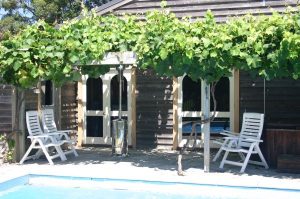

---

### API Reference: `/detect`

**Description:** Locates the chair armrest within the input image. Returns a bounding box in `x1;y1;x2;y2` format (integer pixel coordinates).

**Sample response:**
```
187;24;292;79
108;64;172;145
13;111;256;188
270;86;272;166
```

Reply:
220;130;239;137
57;130;72;134
224;136;239;141
28;135;52;139
240;138;263;143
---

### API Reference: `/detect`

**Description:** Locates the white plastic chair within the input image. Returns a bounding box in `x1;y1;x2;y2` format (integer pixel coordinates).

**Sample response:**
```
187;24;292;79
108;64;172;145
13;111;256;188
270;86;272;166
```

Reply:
41;108;78;157
214;112;269;172
20;111;67;165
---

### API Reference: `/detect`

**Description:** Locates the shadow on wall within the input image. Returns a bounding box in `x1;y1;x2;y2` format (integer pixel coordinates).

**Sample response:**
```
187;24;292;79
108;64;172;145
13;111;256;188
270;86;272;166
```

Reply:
136;69;173;149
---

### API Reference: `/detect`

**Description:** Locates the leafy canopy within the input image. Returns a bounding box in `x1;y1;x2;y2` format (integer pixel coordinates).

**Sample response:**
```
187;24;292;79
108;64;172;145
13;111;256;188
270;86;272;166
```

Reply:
1;8;300;88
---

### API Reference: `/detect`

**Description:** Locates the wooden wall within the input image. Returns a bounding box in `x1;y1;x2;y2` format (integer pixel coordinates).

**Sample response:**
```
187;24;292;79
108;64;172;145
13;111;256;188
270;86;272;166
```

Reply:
0;84;13;133
97;0;299;148
97;0;298;21
136;69;173;149
263;129;300;168
240;71;300;129
61;82;78;131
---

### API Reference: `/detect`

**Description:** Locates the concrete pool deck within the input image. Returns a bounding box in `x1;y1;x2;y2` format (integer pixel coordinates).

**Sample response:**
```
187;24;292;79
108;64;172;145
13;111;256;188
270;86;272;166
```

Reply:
0;147;299;190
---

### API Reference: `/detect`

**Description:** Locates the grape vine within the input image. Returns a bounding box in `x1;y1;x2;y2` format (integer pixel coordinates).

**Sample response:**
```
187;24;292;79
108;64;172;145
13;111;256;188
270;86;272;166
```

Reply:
0;8;299;88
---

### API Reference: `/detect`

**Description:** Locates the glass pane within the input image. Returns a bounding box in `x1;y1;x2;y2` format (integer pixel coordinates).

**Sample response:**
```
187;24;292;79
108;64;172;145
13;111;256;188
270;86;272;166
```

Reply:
111;75;127;111
87;116;103;137
211;77;229;111
87;78;103;110
183;76;201;111
44;80;53;105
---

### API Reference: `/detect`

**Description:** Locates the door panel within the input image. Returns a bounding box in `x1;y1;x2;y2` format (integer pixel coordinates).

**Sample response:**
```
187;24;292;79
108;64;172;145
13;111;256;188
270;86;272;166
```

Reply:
83;67;132;145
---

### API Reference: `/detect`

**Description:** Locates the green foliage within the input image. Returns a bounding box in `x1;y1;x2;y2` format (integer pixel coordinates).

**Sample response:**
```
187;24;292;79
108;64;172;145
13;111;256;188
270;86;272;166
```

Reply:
0;134;15;163
0;0;112;39
0;21;78;87
1;8;300;88
227;11;300;80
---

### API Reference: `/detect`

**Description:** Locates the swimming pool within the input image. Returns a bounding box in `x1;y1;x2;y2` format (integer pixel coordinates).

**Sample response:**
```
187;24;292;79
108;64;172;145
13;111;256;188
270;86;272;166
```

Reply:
0;174;299;199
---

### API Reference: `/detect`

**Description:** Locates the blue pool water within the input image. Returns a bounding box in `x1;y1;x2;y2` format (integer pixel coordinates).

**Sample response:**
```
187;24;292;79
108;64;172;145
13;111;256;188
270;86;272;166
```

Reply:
0;175;299;199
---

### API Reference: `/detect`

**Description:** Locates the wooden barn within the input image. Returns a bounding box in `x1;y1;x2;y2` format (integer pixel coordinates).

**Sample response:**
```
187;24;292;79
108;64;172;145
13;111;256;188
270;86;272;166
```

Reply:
1;0;300;161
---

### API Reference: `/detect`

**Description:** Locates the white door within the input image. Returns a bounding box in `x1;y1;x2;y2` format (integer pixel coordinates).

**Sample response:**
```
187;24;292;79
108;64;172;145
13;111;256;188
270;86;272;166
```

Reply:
82;67;132;145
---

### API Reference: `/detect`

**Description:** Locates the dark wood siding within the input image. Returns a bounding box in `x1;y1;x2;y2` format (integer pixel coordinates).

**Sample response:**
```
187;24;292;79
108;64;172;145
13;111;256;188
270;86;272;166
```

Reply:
263;129;300;168
0;84;13;133
98;0;298;22
25;89;38;111
265;78;300;127
240;71;300;128
97;0;298;148
23;82;78;131
136;69;173;149
61;82;78;131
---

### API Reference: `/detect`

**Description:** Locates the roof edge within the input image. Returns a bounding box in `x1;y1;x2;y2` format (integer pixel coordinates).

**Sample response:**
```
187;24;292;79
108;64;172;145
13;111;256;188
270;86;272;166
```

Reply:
94;0;134;15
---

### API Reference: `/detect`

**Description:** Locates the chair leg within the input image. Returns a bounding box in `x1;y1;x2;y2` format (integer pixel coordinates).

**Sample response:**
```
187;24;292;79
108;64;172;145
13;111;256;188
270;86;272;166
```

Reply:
37;139;55;165
20;139;37;164
54;145;67;161
255;145;269;169
213;139;230;162
213;147;223;162
240;144;255;173
220;150;230;169
71;146;78;157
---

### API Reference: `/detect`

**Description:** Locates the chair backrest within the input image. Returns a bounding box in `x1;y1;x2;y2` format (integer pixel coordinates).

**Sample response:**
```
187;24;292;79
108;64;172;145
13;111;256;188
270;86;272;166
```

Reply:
238;112;264;148
42;109;58;134
26;111;43;137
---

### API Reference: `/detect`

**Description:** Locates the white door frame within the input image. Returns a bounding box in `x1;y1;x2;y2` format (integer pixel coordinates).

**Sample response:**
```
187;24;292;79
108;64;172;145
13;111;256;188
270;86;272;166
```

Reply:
177;73;235;148
82;67;132;145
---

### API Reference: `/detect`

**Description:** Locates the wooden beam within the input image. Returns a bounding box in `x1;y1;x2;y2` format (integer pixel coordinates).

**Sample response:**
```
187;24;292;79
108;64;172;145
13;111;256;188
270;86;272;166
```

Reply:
77;79;84;147
11;87;26;161
233;70;240;132
203;81;210;172
172;77;179;150
54;86;61;129
88;52;137;65
131;67;137;148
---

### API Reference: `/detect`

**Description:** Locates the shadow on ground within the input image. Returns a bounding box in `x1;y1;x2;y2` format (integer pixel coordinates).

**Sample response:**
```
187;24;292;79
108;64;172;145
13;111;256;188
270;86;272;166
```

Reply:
28;147;299;180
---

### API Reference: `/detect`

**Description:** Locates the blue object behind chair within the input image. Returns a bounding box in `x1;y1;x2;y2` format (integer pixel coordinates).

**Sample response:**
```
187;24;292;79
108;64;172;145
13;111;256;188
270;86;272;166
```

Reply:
182;121;229;135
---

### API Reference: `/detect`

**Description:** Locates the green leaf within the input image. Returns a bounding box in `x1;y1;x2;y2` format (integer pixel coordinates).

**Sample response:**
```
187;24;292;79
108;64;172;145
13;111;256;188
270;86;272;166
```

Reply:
159;48;168;60
69;55;79;63
202;38;210;48
6;58;14;65
46;46;54;51
13;61;21;71
22;52;30;58
63;65;72;74
210;51;217;58
54;52;64;58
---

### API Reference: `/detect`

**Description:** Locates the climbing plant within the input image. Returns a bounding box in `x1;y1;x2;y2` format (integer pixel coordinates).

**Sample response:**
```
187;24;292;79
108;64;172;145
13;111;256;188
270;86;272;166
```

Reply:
0;7;299;88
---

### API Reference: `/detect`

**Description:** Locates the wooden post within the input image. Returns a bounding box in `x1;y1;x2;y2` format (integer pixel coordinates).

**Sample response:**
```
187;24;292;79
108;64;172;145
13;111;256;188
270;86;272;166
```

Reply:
131;67;137;148
37;81;42;119
11;87;25;161
172;77;179;150
233;70;240;132
53;86;61;129
203;81;210;172
77;79;84;147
